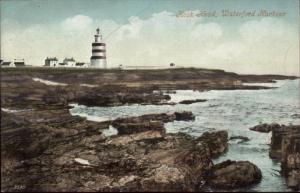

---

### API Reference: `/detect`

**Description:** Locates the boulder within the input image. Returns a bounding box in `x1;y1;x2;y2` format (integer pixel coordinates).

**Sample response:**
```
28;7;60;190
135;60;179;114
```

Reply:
269;125;299;159
229;135;250;144
255;123;300;190
278;126;300;190
112;112;195;135
112;113;176;125
249;123;281;133
174;111;195;121
195;130;228;157
179;99;207;104
208;160;262;189
139;133;213;191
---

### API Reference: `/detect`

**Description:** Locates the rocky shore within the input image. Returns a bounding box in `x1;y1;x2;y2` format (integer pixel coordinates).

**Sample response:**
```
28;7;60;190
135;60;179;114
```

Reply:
2;110;264;192
250;123;300;190
1;68;298;191
2;68;297;109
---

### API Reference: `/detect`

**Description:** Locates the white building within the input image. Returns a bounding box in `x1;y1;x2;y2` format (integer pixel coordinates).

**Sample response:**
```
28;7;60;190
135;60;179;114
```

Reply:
45;57;59;67
90;28;107;68
14;59;26;67
63;57;76;67
0;60;14;67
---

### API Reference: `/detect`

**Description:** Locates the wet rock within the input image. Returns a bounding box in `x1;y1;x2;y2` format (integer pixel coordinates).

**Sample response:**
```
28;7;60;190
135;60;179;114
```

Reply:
269;125;299;159
208;160;262;189
165;90;176;94
112;112;195;135
174;111;195;121
229;135;250;144
276;125;300;190
112;113;176;125
249;123;281;133
253;123;300;190
179;99;207;104
114;121;164;135
152;102;177;106
195;130;228;157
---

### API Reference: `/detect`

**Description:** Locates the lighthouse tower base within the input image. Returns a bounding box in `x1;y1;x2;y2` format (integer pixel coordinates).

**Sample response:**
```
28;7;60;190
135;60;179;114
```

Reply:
90;59;107;68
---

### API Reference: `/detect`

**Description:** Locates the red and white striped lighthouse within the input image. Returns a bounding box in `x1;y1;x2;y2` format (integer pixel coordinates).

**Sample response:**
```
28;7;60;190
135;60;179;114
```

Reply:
90;28;107;68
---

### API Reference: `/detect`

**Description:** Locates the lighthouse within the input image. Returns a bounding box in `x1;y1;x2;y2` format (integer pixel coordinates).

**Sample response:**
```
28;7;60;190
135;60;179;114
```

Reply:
90;28;107;68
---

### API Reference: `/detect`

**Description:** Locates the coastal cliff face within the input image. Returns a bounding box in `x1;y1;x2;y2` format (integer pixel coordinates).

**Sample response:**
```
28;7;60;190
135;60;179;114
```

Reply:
271;125;300;190
1;68;298;191
250;123;300;190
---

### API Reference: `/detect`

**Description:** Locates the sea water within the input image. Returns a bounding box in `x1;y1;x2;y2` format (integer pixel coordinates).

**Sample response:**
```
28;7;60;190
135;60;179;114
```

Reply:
70;79;300;191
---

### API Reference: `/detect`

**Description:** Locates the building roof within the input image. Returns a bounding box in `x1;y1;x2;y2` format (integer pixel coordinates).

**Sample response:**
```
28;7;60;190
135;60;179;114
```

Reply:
1;62;11;66
46;57;58;61
14;62;25;66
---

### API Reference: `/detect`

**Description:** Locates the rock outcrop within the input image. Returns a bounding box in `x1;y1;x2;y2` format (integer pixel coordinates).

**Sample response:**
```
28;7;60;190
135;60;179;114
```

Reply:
229;135;250;144
2;68;296;191
179;99;207;105
76;93;171;107
195;130;228;157
112;112;195;135
269;124;300;190
208;160;262;189
249;123;281;133
174;111;195;121
1;108;230;192
250;123;300;190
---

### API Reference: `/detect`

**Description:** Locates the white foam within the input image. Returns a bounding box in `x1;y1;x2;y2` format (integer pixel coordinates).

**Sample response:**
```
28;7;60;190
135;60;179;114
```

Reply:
242;80;285;87
72;112;112;122
74;158;91;165
80;84;98;88
69;104;112;122
33;78;68;86
167;90;203;103
1;108;33;113
102;125;118;137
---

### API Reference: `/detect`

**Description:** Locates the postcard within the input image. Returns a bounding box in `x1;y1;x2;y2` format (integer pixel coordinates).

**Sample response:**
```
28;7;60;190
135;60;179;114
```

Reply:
1;0;299;192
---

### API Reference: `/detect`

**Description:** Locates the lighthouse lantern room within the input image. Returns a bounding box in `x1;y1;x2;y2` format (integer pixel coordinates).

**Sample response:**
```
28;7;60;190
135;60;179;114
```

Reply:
90;28;107;68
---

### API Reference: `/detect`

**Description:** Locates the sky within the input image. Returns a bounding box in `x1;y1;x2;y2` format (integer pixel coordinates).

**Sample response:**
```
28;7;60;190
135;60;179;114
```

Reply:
1;0;299;75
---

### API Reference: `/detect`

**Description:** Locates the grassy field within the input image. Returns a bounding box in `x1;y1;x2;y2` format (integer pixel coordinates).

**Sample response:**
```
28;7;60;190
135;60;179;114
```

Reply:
0;66;226;74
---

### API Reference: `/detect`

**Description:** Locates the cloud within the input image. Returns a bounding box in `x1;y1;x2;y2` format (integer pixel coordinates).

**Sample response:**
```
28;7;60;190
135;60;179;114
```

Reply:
1;13;299;76
61;15;93;31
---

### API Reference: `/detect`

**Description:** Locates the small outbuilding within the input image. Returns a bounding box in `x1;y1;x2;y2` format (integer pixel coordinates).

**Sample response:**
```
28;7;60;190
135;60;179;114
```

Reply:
63;57;76;67
45;57;59;67
14;59;25;67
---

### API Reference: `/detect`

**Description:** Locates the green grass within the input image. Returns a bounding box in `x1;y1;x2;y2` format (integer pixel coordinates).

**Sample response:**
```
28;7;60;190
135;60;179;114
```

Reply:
0;66;225;75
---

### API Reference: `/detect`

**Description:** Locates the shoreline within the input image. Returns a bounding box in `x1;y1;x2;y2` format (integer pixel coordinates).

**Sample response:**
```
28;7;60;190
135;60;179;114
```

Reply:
1;68;299;191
